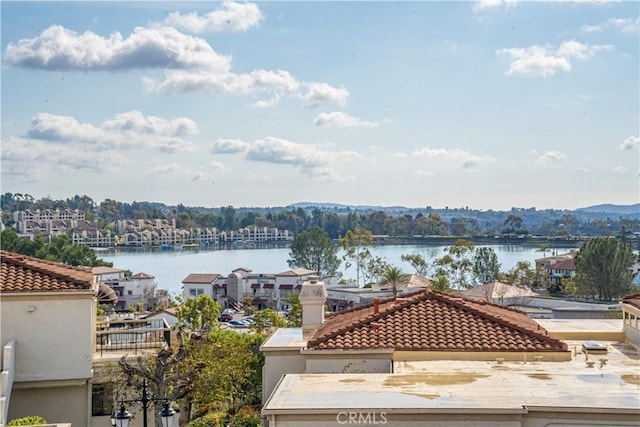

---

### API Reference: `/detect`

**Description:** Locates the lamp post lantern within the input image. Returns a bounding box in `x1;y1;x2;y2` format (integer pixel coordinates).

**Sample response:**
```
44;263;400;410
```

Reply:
110;379;176;427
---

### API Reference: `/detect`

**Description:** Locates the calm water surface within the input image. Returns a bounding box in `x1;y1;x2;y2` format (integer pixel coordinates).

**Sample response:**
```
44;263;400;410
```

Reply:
100;243;578;297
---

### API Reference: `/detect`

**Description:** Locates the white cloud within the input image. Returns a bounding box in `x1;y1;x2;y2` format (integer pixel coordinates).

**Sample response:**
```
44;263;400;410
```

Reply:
620;136;640;150
252;94;281;108
1;135;129;183
210;161;228;173
581;17;638;34
4;25;230;71
314;111;379;128
4;23;349;109
575;166;590;173
473;0;519;12
210;138;250;153
415;170;434;177
191;172;215;182
165;1;263;33
147;162;183;175
496;40;612;76
144;68;300;95
244;136;360;181
612;166;627;173
411;147;496;169
537;150;565;163
302;82;350;108
25;111;196;153
144;69;347;108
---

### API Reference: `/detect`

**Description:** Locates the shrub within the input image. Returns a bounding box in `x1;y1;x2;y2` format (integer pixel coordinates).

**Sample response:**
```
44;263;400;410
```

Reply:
186;412;227;427
8;416;47;426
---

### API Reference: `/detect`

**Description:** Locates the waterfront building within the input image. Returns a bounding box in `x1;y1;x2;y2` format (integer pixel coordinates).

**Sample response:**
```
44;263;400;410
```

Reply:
261;278;639;426
93;266;157;311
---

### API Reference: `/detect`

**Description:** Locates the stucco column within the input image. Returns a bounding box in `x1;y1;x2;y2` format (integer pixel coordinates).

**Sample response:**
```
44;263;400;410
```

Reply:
299;276;327;340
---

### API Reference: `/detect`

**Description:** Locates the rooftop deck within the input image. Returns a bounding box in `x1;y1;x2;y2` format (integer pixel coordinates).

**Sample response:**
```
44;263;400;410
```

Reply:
263;340;640;414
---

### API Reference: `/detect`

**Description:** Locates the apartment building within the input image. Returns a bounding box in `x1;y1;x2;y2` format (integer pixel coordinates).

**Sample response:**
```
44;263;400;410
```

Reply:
261;279;640;426
93;267;157;311
1;250;97;426
189;268;317;311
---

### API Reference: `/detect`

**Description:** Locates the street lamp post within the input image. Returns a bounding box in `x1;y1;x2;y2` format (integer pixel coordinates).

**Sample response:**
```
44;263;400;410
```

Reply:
110;379;176;427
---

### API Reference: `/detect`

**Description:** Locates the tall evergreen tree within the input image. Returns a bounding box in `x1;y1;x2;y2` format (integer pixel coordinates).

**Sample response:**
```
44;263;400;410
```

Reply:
574;237;634;302
287;226;341;276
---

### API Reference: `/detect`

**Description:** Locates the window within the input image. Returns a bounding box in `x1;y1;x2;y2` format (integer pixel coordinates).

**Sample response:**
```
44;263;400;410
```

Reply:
127;290;133;295
189;288;204;297
91;383;114;416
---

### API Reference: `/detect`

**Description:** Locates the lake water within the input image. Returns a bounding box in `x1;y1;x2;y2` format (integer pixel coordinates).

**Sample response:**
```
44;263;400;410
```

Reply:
99;243;578;297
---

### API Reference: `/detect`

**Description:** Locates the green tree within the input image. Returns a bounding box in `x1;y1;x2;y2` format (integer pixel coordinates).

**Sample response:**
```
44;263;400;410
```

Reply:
1;229;111;267
473;247;501;284
502;214;524;234
574;237;634;302
250;308;287;334
400;251;434;277
504;261;536;289
282;291;302;327
536;243;550;258
176;295;221;334
287;227;341;276
340;227;375;287
1;229;44;256
430;273;453;293
380;266;406;297
436;239;475;289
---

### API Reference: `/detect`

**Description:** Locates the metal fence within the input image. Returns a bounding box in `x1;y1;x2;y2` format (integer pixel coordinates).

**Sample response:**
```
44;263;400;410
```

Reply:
96;318;171;356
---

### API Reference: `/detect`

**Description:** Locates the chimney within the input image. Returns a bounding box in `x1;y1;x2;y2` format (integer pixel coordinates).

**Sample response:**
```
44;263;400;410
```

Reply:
373;299;380;314
299;275;327;340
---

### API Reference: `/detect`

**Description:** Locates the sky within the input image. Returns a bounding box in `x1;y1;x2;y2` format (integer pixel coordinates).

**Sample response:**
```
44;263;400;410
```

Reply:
1;0;638;211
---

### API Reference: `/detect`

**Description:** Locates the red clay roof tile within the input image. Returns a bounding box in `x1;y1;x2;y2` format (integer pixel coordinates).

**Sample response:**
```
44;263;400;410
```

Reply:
1;250;95;293
622;293;640;310
307;289;568;352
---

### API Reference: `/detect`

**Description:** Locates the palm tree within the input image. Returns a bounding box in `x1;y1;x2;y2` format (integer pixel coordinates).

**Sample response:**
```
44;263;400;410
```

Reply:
381;266;406;298
536;243;550;258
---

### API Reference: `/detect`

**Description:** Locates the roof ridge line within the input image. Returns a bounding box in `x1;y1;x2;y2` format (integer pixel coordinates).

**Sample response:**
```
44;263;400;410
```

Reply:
432;292;566;348
2;251;93;288
308;290;432;347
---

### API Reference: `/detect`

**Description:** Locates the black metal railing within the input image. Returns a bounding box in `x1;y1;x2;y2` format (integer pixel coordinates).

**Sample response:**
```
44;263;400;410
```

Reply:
96;318;171;356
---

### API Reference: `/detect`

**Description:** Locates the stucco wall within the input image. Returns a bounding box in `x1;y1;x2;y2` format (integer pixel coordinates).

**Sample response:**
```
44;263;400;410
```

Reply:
8;383;89;427
262;351;306;404
1;293;95;382
265;410;640;427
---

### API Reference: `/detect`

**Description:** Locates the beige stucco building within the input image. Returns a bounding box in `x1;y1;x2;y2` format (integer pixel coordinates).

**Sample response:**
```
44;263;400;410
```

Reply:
261;279;640;426
1;250;98;427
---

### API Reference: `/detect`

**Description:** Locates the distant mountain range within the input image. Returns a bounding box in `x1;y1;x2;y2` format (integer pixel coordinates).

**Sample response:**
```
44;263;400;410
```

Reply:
289;202;639;215
574;204;640;215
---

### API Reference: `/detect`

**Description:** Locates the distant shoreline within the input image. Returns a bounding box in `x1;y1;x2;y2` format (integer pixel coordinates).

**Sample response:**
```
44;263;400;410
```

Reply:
94;235;587;253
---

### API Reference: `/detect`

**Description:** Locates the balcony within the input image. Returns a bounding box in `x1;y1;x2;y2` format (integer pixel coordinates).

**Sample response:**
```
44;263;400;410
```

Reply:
95;318;171;358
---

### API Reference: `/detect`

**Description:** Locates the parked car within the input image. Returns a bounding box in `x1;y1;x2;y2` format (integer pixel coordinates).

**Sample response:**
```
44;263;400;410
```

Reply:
227;320;248;328
218;313;233;322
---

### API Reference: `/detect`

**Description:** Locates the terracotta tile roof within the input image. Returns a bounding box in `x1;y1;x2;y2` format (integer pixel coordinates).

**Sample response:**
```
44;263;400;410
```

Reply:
622;293;640;310
307;289;568;352
131;272;155;279
1;250;95;293
550;258;575;270
182;273;220;283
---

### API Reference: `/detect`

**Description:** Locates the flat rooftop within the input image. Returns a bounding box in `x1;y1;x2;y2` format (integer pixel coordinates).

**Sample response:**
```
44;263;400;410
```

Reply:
263;340;640;414
261;327;305;350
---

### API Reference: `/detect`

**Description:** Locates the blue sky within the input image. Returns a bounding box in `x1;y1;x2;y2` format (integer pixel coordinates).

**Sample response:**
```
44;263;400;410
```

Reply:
1;0;638;211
